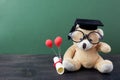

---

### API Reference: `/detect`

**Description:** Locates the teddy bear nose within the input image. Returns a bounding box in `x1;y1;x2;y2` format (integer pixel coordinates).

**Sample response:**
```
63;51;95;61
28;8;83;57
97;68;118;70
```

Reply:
83;43;86;49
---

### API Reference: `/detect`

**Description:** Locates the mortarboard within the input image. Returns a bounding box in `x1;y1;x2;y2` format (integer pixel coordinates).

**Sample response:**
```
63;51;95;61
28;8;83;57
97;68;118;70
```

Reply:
68;18;104;39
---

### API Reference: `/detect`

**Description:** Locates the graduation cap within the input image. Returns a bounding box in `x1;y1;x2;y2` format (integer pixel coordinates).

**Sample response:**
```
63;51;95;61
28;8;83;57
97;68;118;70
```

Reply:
68;18;104;39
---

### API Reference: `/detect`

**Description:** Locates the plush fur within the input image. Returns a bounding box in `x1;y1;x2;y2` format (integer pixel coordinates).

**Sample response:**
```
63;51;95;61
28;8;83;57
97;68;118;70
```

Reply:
63;26;113;73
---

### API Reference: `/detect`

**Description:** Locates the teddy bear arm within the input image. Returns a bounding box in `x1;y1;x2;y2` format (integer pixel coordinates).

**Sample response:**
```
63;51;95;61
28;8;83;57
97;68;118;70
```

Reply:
97;42;111;53
63;45;76;59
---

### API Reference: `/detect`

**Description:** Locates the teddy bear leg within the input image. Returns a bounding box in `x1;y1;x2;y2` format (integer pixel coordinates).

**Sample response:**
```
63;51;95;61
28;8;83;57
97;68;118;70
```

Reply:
95;60;113;73
63;58;81;71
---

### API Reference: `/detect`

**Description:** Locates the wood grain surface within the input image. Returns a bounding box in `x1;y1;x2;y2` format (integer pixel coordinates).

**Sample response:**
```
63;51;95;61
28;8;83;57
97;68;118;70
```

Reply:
0;54;119;80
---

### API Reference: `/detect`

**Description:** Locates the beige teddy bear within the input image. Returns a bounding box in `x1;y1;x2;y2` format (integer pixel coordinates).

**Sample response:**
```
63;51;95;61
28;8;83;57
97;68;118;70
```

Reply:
63;19;113;73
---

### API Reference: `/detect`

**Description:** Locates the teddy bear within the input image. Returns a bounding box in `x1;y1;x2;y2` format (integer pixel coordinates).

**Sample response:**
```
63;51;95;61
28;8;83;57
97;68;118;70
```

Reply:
63;19;113;73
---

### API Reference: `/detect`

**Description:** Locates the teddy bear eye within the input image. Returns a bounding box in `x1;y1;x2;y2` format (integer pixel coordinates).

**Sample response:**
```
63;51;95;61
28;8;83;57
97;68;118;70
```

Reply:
88;39;93;42
80;38;83;41
88;32;101;44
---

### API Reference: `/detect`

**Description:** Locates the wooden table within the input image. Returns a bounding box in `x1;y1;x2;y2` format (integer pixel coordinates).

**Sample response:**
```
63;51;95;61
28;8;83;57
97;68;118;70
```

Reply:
0;54;119;80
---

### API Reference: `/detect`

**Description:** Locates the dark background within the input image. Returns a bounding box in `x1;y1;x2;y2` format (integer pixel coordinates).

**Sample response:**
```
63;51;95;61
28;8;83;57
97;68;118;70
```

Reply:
0;0;119;54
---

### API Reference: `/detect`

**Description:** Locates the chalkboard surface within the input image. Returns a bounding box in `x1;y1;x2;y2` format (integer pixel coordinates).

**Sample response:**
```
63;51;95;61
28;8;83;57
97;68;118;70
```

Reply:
0;0;120;54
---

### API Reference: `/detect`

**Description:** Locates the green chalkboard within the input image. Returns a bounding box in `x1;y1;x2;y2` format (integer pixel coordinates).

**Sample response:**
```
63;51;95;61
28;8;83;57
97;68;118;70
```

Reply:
0;0;120;54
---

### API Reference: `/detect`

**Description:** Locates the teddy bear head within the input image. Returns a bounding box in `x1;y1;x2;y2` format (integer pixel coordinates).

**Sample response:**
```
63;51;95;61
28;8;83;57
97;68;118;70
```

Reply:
68;19;104;50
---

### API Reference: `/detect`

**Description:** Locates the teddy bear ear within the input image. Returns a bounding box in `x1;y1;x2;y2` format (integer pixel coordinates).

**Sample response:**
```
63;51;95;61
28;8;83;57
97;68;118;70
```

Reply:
97;28;104;36
76;24;80;29
68;24;80;40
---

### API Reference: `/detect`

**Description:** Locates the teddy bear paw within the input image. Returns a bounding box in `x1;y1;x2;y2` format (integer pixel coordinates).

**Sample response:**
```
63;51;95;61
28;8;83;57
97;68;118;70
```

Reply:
99;63;113;73
63;60;76;71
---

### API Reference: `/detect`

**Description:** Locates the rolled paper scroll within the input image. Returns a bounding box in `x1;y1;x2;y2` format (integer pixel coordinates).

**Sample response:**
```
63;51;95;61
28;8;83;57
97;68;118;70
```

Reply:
53;56;64;75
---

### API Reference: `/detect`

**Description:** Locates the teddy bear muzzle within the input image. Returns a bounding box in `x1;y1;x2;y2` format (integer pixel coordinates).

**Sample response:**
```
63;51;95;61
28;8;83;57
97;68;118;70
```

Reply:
77;40;93;50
